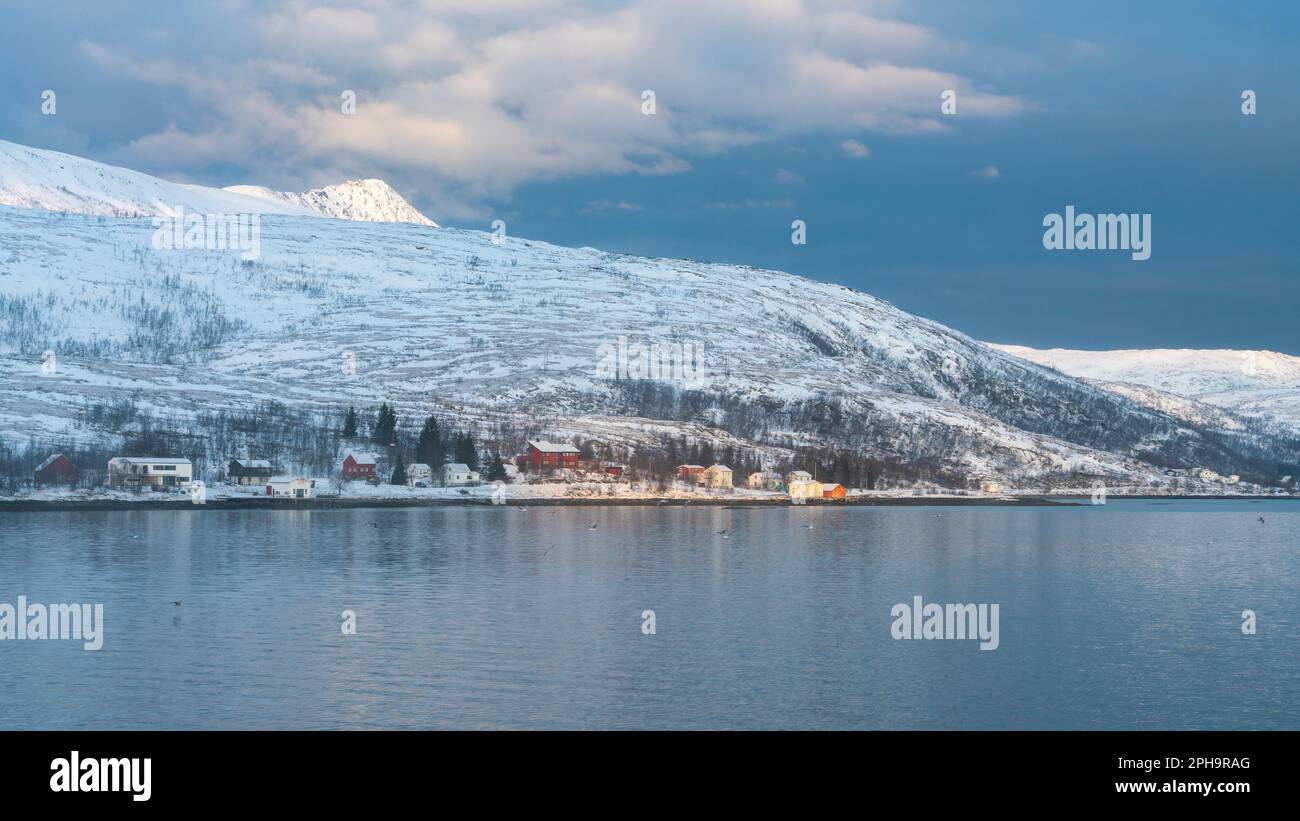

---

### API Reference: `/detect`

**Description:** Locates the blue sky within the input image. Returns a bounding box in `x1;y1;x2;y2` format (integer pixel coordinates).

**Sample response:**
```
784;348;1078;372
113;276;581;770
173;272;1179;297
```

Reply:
2;0;1298;352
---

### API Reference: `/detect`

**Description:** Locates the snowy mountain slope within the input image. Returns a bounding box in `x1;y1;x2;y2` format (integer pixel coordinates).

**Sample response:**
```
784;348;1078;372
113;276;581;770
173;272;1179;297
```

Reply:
991;344;1300;427
225;180;437;226
2;200;1294;488
0;140;317;219
0;139;433;226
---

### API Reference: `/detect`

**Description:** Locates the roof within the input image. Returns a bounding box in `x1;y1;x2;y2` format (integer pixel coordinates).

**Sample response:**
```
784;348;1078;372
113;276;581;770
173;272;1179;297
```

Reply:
444;463;472;472
343;452;377;465
268;475;310;485
110;457;192;465
407;462;432;472
707;464;732;472
35;453;68;471
788;470;813;479
676;464;705;470
527;440;579;454
231;458;273;469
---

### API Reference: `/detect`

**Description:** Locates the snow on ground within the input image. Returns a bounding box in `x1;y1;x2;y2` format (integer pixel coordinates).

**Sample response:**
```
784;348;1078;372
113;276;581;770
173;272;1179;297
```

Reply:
991;344;1300;427
1;139;1296;489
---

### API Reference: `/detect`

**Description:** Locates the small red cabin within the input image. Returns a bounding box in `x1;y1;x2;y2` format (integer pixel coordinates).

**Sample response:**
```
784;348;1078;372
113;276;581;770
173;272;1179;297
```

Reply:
676;464;705;483
34;453;77;486
822;483;846;500
526;441;580;471
341;452;377;480
603;465;624;479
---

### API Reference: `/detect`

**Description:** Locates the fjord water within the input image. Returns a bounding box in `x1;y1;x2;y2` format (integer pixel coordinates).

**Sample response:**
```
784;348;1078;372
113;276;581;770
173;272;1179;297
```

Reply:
0;500;1296;730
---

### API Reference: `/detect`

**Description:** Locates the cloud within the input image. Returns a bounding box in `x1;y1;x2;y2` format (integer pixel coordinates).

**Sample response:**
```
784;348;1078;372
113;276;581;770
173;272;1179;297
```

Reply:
839;139;870;158
970;165;1000;179
68;0;1028;214
775;169;804;184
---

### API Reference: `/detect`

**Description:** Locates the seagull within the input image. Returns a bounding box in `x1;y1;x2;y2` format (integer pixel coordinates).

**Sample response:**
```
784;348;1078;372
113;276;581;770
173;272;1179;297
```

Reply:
516;505;528;511
588;523;599;531
541;544;557;557
1258;517;1265;524
932;513;942;519
800;523;815;530
714;529;731;538
173;600;182;607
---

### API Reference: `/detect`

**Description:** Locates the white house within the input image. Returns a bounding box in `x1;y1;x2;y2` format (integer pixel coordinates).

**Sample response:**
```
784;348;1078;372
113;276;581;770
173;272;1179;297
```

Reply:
108;457;193;489
747;470;783;490
789;479;824;501
442;463;480;486
406;463;433;486
786;470;813;484
267;476;316;499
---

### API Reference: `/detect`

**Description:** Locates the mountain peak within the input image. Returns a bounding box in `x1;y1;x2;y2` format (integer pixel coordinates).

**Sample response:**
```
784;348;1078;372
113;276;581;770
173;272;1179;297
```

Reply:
0;137;436;227
224;179;438;227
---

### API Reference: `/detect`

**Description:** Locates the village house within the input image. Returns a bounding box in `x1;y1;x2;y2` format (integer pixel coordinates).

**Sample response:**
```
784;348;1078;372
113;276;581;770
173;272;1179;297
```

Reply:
747;470;783;490
603;465;625;479
33;453;77;486
340;451;378;481
442;463;480;486
406;462;433;487
789;479;824;501
786;470;814;484
107;457;193;489
980;480;1002;494
702;464;733;489
525;441;581;472
228;458;275;486
822;483;847;500
676;464;706;483
266;476;316;499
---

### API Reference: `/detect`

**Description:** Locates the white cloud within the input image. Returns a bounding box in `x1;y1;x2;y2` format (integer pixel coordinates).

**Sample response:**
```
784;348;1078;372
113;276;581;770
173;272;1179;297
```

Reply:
78;0;1028;214
970;165;1000;179
840;139;870;158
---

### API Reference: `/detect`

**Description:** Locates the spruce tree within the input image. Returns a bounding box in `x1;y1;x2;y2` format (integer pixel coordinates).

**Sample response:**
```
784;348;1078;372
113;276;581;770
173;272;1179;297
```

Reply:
342;406;358;438
372;404;397;447
416;415;442;466
487;451;507;481
390;449;407;485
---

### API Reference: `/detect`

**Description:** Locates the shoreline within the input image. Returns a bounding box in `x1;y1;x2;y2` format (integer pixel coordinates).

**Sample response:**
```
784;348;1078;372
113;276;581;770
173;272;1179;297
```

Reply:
0;493;1293;513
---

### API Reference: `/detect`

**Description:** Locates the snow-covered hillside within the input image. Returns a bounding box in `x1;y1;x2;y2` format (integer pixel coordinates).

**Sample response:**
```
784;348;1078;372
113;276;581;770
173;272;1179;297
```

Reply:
0;143;1294;489
0;139;433;226
225;180;437;226
991;345;1300;427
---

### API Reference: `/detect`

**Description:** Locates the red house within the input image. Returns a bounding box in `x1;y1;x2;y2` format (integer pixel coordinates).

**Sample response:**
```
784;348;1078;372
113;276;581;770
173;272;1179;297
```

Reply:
34;453;77;486
676;464;705;483
822;483;847;500
526;440;581;471
603;465;624;479
341;451;377;480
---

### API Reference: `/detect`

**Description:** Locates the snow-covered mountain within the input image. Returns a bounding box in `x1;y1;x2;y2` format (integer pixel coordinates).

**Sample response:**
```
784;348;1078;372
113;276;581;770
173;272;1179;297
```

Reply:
225;180;437;226
991;345;1300;428
0;139;434;226
0;143;1294;489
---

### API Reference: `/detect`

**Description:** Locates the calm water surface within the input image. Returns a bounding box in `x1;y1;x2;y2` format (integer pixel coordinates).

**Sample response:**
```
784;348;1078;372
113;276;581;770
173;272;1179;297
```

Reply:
0;499;1296;729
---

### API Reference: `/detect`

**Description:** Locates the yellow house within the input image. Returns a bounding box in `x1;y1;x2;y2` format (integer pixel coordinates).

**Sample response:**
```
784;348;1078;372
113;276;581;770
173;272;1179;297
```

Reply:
788;479;824;501
703;464;733;489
